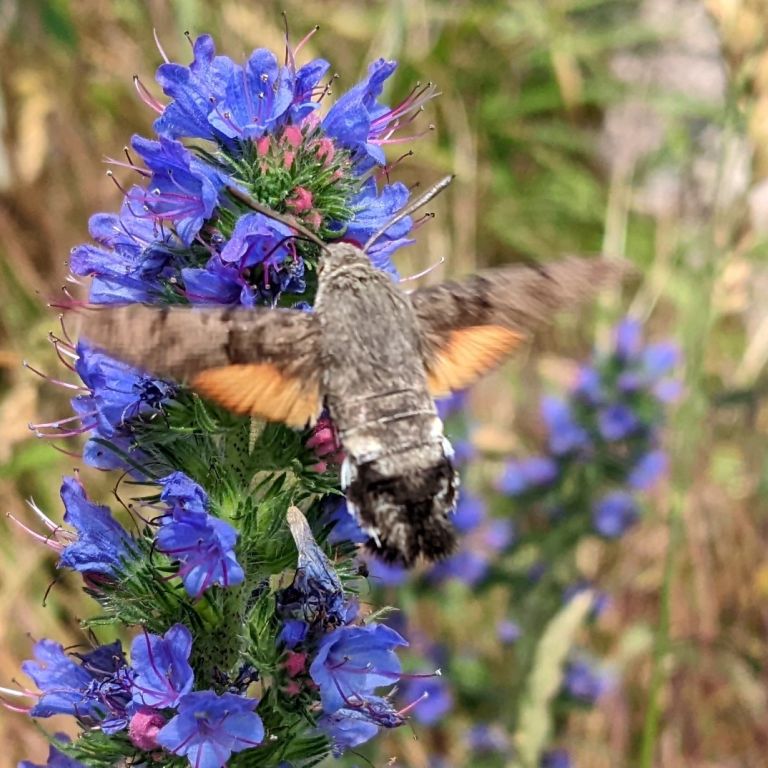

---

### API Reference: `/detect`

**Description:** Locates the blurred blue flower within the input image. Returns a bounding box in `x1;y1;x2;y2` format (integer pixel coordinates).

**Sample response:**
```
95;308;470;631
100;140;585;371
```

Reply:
366;556;408;587
452;492;485;534
541;749;572;768
592;491;640;538
627;450;667;490
562;658;609;704
541;396;590;455
498;456;559;496
614;318;643;362
130;624;194;708
156;691;264;768
497;620;521;644
466;723;510;754
436;390;469;422
597;404;639;441
399;676;453;725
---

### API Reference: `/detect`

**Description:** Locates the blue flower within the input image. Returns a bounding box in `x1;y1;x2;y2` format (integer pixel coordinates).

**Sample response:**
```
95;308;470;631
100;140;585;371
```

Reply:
592;491;639;538
436;391;469;422
156;691;264;768
281;507;346;626
69;189;176;304
130;624;194;708
541;749;572;768
220;212;295;269
498;456;559;496
130;136;223;245
72;343;173;470
278;619;309;649
286;58;331;122
614;318;643;362
153;34;230;143
597;404;639;441
562;658;609;704
22;640;133;731
323;497;366;546
322;59;398;165
452;492;485;534
428;496;513;586
399;676;453;725
365;555;408;587
206;49;293;141
181;255;252;306
541;396;590;455
466;724;510;754
156;507;244;598
19;740;86;768
58;476;132;577
22;640;99;720
497;620;521;644
317;708;380;755
160;471;210;516
628;449;667;490
309;624;407;713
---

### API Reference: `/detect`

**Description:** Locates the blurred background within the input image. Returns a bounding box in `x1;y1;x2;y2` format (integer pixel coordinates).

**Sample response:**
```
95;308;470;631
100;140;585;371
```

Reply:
1;0;768;766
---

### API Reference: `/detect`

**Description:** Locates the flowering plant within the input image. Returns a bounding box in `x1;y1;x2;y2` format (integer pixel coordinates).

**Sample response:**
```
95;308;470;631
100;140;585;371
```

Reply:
8;28;438;768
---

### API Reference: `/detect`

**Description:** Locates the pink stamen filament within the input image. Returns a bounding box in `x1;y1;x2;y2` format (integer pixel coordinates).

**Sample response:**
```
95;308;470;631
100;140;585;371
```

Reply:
23;361;88;391
49;443;83;459
106;170;130;196
133;76;165;114
106;157;151;178
26;499;60;532
294;25;320;58
153;28;170;64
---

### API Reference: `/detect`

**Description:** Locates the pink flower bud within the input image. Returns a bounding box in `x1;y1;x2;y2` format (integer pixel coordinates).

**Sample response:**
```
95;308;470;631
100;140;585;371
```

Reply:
129;708;166;751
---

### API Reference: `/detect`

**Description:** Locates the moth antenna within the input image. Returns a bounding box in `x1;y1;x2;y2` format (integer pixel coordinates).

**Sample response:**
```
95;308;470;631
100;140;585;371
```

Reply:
225;186;330;253
364;174;454;252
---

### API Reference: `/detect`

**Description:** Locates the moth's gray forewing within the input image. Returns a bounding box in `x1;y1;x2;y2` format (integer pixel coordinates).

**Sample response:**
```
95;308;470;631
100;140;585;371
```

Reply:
78;305;323;426
410;256;628;395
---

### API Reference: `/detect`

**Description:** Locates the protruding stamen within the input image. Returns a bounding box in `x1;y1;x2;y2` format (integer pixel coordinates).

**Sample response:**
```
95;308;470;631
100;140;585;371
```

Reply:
153;28;170;64
23;360;87;391
106;170;130;196
294;25;320;58
133;75;165;114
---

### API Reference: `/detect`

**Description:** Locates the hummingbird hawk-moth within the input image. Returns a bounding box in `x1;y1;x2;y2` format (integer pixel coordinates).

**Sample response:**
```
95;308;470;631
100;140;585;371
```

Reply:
78;179;625;565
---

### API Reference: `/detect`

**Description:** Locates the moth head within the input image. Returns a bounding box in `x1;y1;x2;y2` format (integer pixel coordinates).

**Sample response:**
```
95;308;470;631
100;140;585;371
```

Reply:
319;242;371;278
